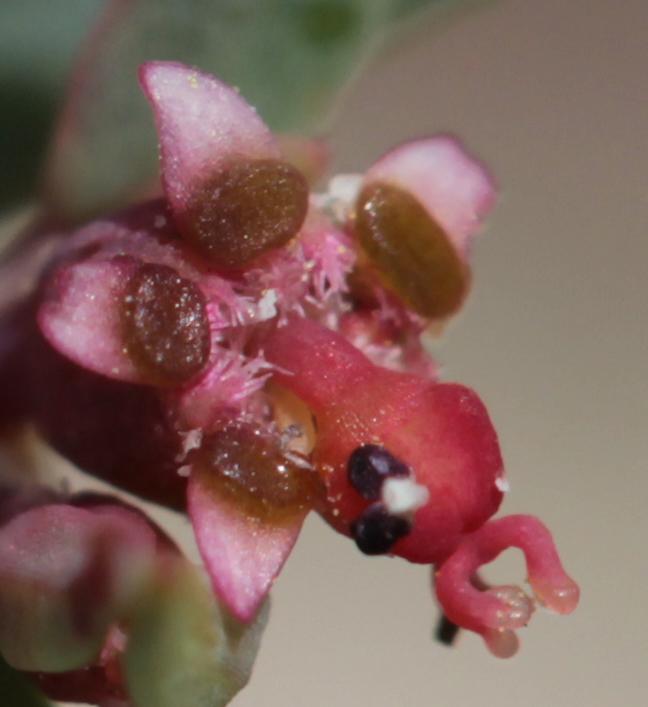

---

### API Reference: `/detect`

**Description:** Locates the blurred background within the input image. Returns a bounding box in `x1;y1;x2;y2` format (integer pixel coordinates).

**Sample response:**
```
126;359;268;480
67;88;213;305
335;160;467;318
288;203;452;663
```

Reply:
2;0;647;705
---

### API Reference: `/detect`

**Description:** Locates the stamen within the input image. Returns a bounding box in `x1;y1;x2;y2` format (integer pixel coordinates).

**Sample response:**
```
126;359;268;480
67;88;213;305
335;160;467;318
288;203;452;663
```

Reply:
347;444;410;500
350;503;411;555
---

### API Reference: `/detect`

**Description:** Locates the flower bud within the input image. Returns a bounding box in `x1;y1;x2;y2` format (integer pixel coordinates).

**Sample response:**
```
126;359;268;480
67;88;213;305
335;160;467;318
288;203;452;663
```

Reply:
124;560;269;707
0;503;156;672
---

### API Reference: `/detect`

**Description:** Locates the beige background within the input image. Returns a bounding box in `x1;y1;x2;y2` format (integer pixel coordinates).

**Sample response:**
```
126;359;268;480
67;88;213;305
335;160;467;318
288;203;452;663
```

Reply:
238;1;648;705
51;0;647;705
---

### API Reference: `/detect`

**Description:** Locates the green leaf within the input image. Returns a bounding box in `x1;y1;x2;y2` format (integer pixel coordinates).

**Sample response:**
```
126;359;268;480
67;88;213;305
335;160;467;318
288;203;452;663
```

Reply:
44;0;494;223
45;0;389;221
391;0;461;19
0;654;52;707
124;561;269;707
0;0;104;213
389;0;496;24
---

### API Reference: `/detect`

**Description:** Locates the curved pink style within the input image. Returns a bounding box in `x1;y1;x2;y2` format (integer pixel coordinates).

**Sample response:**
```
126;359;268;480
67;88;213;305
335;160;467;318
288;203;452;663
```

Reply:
435;515;580;657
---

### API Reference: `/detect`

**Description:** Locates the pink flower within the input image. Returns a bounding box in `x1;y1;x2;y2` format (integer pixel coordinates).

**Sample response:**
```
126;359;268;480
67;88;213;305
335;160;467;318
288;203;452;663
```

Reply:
0;60;578;672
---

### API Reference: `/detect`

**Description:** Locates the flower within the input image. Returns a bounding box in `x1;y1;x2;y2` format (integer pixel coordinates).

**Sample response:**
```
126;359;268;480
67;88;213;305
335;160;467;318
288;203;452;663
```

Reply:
0;59;578;701
0;483;267;706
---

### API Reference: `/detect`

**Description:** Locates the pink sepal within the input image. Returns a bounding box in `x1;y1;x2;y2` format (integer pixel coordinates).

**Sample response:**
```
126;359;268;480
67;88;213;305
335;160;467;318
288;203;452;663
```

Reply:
138;62;280;218
363;136;496;255
38;256;140;382
187;467;305;623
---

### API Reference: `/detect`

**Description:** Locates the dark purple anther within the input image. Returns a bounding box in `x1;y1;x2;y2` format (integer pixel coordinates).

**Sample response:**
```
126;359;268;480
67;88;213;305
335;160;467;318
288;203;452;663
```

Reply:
350;503;412;556
347;444;410;500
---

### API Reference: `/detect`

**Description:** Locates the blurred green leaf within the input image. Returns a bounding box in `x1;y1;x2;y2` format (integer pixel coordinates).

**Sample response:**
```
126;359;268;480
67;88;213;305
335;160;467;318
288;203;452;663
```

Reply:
391;0;474;19
0;0;104;213
124;561;269;707
0;654;52;707
45;0;390;221
43;0;495;223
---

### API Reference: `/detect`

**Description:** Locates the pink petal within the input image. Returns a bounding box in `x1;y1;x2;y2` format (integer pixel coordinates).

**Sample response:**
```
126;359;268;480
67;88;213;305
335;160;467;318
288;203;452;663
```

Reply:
138;61;280;218
363;136;496;255
187;466;305;623
38;257;140;382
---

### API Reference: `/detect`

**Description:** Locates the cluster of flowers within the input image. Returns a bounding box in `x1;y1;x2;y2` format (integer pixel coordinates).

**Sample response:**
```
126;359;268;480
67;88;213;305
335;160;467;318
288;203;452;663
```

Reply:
0;61;578;705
